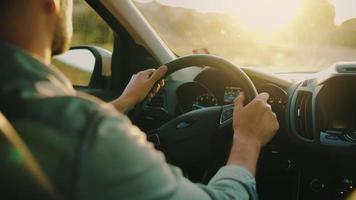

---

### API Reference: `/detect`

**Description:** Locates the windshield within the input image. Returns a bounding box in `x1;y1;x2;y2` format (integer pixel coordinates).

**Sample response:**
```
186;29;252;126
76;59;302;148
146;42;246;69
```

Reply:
133;0;356;72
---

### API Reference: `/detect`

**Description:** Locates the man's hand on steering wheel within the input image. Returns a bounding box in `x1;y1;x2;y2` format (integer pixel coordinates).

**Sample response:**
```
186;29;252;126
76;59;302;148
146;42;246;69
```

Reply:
113;54;279;182
227;92;279;175
112;65;167;113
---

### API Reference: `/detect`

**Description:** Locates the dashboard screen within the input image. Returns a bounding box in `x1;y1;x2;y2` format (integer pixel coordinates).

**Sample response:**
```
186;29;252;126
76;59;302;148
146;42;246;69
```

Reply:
326;94;356;130
317;79;356;132
224;86;242;103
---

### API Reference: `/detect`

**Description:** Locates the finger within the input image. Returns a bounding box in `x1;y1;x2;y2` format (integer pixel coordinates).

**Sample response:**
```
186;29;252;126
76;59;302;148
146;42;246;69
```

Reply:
137;69;155;79
130;74;137;81
266;104;272;111
234;92;245;111
159;79;165;87
255;92;270;102
271;112;277;118
142;68;156;74
151;84;161;94
150;65;168;83
147;93;154;100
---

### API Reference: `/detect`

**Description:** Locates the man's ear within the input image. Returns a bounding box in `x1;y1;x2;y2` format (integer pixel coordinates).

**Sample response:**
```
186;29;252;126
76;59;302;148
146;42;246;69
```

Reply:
43;0;60;14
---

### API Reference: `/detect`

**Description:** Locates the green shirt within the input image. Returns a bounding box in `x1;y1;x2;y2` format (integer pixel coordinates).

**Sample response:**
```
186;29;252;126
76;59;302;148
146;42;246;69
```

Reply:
0;41;257;200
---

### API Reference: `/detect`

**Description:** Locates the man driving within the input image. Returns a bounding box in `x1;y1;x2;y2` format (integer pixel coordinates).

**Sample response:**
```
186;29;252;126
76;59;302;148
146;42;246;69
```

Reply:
0;0;279;199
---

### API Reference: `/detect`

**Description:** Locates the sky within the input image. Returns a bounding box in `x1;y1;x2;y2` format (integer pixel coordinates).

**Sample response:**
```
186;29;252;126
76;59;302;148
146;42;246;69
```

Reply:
136;0;356;28
331;0;356;24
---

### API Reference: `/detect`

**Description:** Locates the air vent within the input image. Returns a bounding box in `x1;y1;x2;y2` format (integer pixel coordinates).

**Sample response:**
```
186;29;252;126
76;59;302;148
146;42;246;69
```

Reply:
302;79;311;87
146;92;165;108
295;91;314;140
343;67;356;73
336;63;356;73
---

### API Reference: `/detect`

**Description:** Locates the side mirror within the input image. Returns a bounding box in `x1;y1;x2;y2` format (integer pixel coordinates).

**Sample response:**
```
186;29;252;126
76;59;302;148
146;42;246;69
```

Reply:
53;46;112;89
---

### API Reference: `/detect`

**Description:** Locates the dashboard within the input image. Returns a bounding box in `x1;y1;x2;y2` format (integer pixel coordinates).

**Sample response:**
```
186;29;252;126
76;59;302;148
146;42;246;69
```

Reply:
288;74;356;148
317;78;356;141
176;83;241;113
175;68;288;120
136;64;356;200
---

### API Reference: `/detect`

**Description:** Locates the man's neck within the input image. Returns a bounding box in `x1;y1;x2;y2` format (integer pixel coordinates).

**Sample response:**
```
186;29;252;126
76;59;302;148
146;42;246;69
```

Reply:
0;24;53;65
0;37;52;66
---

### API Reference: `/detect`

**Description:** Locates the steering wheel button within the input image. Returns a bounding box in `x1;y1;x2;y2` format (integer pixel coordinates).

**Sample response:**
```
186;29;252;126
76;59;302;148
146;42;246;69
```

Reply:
325;134;338;140
220;109;233;124
309;179;325;193
176;121;191;129
223;110;233;117
224;109;233;117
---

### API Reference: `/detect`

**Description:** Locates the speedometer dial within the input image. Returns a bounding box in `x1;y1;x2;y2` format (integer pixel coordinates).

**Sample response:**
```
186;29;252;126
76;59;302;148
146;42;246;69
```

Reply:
192;93;218;110
258;83;287;109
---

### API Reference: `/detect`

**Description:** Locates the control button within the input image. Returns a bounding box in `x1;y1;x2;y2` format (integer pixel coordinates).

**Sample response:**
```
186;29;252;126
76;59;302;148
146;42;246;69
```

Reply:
281;159;293;171
176;121;191;129
341;178;353;190
342;178;353;185
220;106;234;123
223;109;233;118
325;134;338;140
325;130;343;135
335;177;354;198
309;179;325;192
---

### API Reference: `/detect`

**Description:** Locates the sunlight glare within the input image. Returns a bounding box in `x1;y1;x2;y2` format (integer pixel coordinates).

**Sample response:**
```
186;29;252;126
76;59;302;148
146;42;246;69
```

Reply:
232;0;302;32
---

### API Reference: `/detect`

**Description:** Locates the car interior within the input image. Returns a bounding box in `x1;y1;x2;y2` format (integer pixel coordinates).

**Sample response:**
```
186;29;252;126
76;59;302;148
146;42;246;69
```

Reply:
2;0;356;199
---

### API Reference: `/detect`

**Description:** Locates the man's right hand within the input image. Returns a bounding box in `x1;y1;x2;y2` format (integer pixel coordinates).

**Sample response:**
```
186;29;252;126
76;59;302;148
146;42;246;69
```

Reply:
233;92;279;146
227;93;279;175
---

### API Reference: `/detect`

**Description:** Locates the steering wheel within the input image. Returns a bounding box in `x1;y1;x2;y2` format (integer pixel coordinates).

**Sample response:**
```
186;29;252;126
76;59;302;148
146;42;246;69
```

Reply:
150;54;258;182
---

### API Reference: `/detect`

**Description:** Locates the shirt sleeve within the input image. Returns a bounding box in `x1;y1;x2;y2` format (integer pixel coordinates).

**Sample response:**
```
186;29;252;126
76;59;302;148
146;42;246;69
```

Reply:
75;112;257;200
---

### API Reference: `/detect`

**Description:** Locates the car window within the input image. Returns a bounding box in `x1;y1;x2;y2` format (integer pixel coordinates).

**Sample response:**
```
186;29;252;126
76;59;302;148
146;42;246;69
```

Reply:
52;1;114;86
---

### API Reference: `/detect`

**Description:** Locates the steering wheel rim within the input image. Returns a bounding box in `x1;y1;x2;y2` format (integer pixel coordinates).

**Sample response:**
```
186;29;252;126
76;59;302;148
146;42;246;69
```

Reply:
163;54;258;102
151;54;258;183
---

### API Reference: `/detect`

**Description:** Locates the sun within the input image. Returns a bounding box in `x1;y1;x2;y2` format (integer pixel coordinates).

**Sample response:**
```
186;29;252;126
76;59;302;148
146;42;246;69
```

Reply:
231;0;302;32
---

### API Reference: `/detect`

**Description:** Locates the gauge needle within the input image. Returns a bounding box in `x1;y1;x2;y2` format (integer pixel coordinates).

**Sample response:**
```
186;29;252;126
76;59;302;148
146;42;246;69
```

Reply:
192;104;205;109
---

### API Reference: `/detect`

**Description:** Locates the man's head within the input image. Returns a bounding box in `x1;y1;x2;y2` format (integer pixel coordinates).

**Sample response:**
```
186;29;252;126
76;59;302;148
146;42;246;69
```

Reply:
0;0;73;62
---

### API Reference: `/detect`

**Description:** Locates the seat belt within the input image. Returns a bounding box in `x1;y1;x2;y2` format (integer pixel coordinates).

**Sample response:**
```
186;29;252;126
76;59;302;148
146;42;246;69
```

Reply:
0;112;59;199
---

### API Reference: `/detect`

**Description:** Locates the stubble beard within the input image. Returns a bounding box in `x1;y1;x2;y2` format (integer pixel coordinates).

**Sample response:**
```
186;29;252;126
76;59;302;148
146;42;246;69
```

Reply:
51;1;73;56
